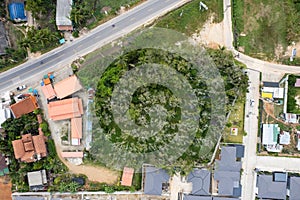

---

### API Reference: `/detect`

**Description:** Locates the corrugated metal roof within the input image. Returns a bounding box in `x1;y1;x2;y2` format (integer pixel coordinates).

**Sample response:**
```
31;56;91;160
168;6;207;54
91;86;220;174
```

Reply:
56;0;72;27
9;3;27;21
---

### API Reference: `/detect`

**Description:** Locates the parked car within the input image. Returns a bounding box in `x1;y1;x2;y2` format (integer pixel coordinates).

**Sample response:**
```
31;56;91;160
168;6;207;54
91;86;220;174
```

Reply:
16;85;27;91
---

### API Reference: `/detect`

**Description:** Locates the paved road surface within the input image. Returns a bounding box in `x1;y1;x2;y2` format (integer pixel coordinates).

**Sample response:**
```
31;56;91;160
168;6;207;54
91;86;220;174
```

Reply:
0;0;189;93
241;69;260;200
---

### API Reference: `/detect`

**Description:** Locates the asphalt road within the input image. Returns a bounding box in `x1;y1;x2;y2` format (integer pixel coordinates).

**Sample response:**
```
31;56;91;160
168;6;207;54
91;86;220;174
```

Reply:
0;0;188;93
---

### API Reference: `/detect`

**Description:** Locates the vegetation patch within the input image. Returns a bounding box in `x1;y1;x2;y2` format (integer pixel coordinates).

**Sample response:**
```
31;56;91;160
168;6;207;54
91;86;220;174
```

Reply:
0;112;67;192
287;75;300;114
78;46;248;174
155;0;223;36
223;94;246;144
233;0;300;61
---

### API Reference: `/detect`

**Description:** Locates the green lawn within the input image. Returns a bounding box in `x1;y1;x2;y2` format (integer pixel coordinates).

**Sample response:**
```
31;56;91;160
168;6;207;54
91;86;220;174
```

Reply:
155;0;223;36
223;96;245;144
232;0;300;61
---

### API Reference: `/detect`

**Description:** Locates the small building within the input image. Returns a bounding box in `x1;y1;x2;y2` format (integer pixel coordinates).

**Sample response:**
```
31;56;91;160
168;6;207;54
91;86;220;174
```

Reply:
294;79;300;87
261;87;284;99
284;113;298;123
262;124;280;145
0;107;11;129
8;3;27;22
187;168;211;195
41;84;56;100
289;176;300;200
256;174;287;200
47;97;83;121
0;154;9;176
56;0;73;31
262;124;283;152
12;133;47;163
263;82;280;88
143;166;170;196
279;131;290;145
54;75;82;99
61;151;84;158
214;146;243;197
10;95;38;118
71;117;82;145
121;167;134;186
27;170;47;191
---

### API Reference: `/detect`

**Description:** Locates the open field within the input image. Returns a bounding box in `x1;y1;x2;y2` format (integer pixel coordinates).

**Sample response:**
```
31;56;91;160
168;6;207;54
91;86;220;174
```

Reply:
223;96;245;144
155;0;223;36
233;0;300;61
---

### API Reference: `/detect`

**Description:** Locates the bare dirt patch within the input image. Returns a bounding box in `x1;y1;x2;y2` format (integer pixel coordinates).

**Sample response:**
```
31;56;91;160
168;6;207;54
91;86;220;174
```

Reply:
0;176;12;200
192;16;224;48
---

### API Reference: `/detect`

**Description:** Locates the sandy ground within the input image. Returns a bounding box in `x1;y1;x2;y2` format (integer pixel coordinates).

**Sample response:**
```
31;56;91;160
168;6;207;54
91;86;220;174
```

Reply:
0;176;12;200
192;16;224;49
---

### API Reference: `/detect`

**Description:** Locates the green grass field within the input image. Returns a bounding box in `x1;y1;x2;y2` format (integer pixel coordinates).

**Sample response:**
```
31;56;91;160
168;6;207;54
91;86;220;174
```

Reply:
232;0;300;61
223;96;245;144
155;0;223;36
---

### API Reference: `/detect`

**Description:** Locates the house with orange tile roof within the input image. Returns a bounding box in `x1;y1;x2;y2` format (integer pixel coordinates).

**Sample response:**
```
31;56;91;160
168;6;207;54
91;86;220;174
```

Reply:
54;75;82;99
10;95;38;118
121;167;134;186
71;117;82;145
41;84;56;100
12;132;47;163
47;97;83;121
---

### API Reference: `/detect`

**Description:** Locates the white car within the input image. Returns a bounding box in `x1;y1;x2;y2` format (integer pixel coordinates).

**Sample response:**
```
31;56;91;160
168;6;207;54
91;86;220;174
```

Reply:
16;85;27;91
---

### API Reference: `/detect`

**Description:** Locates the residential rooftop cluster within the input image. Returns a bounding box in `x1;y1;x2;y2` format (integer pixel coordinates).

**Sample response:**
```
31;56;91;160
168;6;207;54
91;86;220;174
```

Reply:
142;145;244;200
256;171;300;200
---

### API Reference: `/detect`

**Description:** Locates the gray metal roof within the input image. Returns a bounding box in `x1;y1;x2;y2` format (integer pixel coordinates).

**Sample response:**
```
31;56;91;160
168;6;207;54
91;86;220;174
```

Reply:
187;168;211;195
216;146;241;172
212;198;240;200
274;172;287;182
184;195;212;200
230;144;244;158
56;0;72;26
14;197;45;200
263;82;280;87
144;166;170;195
214;171;241;196
289;176;300;200
257;174;287;200
27;170;47;187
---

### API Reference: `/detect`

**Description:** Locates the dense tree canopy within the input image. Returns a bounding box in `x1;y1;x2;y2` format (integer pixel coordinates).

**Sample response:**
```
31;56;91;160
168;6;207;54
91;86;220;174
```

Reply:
90;48;248;173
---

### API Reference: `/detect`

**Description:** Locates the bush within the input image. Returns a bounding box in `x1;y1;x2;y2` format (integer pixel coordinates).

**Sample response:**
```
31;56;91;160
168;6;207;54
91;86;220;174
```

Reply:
72;30;79;38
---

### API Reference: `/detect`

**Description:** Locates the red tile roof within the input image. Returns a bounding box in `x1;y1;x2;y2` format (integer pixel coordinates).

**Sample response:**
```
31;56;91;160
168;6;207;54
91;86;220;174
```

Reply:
47;97;83;121
61;151;84;158
10;95;38;118
121;167;134;186
54;75;82;99
41;84;56;100
12;132;47;163
71;117;82;139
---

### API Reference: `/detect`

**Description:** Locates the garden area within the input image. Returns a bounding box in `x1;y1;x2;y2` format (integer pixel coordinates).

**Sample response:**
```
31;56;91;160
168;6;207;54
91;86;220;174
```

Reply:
232;0;300;61
222;94;246;144
155;0;223;36
0;110;68;192
287;75;300;114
